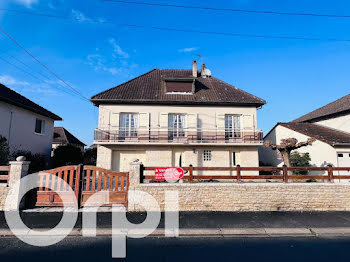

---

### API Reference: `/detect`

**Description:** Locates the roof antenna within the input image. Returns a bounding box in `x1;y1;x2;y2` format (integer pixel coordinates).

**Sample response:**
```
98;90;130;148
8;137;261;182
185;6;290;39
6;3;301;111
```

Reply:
194;54;203;67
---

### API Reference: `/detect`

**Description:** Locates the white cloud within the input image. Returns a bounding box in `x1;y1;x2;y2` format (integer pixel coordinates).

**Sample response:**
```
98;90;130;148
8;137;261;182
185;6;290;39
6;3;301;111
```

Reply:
0;75;29;86
71;9;88;21
15;0;38;8
109;38;129;59
87;54;121;76
178;47;198;53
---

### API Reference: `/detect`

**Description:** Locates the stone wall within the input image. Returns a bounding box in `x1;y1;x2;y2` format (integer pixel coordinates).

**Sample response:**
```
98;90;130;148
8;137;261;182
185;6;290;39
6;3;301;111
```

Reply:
0;186;10;210
130;183;350;212
128;161;350;212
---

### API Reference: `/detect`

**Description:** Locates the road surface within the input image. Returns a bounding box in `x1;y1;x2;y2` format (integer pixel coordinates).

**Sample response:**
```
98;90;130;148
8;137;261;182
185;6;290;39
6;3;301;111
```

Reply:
0;236;349;261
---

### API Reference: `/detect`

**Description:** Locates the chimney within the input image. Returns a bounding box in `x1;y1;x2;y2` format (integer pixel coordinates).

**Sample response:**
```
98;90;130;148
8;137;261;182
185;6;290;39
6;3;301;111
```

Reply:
201;64;206;78
192;60;197;78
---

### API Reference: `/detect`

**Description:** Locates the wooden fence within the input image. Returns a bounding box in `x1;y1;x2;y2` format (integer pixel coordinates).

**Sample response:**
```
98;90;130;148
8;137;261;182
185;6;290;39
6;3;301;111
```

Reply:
0;166;10;183
141;165;350;183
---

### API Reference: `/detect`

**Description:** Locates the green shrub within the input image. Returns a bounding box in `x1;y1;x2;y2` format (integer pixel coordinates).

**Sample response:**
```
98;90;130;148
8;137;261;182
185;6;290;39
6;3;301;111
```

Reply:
11;150;46;174
52;144;83;168
83;147;97;165
0;135;10;165
290;152;311;175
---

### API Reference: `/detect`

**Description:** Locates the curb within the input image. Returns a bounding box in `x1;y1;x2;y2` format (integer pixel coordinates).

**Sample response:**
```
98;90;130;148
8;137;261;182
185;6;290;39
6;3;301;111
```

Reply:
0;227;344;237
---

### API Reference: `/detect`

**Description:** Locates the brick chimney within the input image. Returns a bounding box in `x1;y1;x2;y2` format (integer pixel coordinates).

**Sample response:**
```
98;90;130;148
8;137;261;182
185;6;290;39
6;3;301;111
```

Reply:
201;64;206;78
192;60;197;78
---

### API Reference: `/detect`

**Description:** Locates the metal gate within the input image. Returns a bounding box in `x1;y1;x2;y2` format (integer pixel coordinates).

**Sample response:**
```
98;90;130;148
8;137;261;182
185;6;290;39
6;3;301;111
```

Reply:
36;165;129;207
36;165;81;207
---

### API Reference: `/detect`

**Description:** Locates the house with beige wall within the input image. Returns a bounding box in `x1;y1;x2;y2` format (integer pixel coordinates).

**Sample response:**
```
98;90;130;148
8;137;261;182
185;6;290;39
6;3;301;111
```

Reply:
260;93;350;176
0;83;62;160
91;61;266;175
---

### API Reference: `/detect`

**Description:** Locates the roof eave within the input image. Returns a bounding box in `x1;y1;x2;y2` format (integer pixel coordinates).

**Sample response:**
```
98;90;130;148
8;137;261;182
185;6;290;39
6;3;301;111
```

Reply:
0;97;62;121
90;99;266;108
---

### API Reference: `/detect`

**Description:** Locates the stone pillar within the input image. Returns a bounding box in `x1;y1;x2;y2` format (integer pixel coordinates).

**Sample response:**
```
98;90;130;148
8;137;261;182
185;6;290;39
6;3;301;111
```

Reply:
8;156;30;210
129;159;141;190
128;159;142;212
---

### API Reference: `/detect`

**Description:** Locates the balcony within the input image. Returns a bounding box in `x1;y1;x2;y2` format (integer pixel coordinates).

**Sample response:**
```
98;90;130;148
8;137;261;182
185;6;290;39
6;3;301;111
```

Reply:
94;127;263;145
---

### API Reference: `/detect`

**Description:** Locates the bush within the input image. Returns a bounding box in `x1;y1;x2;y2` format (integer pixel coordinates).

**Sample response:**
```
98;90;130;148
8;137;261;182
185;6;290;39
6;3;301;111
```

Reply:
11;150;46;174
0;135;10;165
290;152;311;175
83;147;97;165
52;144;83;168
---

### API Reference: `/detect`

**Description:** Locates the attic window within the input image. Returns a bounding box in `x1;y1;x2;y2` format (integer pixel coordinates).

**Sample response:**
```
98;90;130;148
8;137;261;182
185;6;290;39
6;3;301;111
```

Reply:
165;79;194;94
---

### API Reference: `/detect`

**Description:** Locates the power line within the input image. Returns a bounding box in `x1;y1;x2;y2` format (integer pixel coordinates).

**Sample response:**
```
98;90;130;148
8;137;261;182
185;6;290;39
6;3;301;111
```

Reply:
102;0;350;19
0;26;90;101
1;9;350;42
0;54;87;100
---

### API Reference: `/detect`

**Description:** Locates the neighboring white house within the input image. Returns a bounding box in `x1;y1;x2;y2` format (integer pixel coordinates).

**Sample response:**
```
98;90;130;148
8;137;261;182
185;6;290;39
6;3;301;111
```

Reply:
0;83;62;159
260;94;350;174
52;127;86;154
91;61;266;174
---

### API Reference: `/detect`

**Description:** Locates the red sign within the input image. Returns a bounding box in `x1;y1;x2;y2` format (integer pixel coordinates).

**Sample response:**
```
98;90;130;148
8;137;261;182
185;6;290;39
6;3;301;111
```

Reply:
155;167;184;181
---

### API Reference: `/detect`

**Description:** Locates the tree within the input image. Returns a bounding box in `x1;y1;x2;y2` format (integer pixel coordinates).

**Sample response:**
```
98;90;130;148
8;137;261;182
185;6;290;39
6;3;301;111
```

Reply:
83;147;97;165
52;144;83;167
0;136;10;165
290;152;311;175
264;137;315;167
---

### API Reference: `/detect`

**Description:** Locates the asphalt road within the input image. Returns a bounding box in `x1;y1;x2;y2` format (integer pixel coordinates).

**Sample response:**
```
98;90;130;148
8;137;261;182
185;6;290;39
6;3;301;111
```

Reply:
0;236;350;262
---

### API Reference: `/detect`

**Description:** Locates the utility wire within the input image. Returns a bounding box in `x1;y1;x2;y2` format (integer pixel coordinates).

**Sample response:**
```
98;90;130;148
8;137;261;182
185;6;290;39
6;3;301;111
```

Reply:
0;55;87;100
0;26;90;101
1;9;350;42
102;0;350;19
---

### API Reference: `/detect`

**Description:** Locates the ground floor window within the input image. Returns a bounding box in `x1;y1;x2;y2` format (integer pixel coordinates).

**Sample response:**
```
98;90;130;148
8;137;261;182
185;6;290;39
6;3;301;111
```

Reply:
232;152;236;166
203;150;212;161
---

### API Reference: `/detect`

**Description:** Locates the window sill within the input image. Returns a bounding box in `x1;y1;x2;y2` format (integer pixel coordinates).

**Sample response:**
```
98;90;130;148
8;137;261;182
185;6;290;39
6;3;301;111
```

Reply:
34;132;45;136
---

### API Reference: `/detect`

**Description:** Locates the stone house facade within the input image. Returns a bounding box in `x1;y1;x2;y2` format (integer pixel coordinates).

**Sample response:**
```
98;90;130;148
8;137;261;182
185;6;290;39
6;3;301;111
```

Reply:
91;62;266;174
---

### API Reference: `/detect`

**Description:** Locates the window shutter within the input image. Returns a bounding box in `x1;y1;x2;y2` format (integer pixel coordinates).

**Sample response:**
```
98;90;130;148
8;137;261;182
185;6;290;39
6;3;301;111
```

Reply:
110;113;120;128
187;113;197;129
159;113;168;128
139;113;150;129
243;115;253;130
216;114;225;130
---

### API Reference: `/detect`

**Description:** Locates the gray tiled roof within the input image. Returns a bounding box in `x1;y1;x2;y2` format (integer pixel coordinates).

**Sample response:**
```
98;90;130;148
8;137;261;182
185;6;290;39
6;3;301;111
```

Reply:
294;94;350;122
279;122;350;146
53;127;86;146
91;69;266;107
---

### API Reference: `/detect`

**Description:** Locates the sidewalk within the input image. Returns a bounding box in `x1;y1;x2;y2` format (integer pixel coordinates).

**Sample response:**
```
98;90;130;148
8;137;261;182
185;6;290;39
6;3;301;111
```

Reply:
2;211;350;237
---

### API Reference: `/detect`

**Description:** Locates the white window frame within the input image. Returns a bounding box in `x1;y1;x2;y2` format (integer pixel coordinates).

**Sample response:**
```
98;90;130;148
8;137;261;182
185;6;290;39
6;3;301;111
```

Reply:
225;115;242;138
120;113;139;137
169;114;186;138
203;150;212;162
34;118;45;135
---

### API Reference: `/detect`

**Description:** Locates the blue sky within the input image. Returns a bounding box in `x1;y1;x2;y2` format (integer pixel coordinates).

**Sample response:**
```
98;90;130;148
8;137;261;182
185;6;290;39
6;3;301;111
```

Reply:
1;0;350;146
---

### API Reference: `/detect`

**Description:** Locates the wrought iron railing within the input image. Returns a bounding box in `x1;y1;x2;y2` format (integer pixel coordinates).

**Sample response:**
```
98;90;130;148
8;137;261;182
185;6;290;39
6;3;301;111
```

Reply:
94;127;263;144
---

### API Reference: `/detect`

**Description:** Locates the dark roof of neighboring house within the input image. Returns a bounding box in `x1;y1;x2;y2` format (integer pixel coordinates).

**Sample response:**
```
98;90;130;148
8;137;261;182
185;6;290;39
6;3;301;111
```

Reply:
91;69;266;107
294;94;350;122
278;122;350;146
53;127;86;146
0;83;62;120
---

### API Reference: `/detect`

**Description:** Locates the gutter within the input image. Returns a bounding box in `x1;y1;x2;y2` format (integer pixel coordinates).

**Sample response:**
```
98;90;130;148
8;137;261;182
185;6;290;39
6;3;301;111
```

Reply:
333;143;350;147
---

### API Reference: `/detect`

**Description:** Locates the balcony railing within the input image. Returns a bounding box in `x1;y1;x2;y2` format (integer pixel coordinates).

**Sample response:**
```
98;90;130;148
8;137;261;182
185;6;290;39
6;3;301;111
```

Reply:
94;127;263;144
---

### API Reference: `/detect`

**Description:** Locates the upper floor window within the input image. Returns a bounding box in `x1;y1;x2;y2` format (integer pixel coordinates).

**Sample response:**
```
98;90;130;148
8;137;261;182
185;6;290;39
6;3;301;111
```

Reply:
225;115;241;138
120;113;138;137
165;79;194;94
169;114;186;138
35;119;45;135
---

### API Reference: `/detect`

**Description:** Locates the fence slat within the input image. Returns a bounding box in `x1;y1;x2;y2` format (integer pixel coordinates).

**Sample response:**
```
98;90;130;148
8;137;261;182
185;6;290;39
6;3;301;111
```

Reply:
236;165;241;183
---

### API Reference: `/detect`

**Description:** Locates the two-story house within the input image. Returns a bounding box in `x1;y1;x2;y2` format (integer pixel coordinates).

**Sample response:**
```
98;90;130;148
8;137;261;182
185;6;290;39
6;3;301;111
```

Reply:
260;93;350;173
0;83;62;160
91;62;266;173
